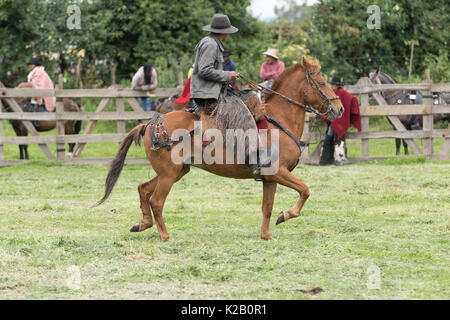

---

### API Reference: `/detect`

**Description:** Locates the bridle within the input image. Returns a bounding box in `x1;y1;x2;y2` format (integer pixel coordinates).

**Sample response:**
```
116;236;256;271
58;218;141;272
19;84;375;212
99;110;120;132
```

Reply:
239;67;340;117
303;69;340;116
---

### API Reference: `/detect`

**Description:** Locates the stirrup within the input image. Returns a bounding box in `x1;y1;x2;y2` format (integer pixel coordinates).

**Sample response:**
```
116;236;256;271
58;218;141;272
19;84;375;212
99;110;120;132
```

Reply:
250;165;263;181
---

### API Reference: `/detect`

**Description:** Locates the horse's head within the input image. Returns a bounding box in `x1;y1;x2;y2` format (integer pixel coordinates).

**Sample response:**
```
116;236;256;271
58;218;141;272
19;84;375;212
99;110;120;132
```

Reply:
369;66;382;85
301;57;343;120
370;66;397;85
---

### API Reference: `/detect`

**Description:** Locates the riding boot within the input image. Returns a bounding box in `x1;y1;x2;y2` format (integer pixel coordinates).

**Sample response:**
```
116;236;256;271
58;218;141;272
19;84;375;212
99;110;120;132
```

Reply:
247;132;270;180
249;144;279;181
319;134;335;165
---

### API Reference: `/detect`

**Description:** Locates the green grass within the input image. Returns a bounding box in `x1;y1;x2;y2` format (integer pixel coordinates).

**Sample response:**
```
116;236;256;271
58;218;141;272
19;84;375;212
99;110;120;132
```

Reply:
1;104;449;299
0;160;449;299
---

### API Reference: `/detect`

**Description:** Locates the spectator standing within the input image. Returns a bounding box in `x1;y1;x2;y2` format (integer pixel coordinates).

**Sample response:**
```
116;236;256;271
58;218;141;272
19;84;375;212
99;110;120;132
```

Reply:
132;62;158;113
221;49;237;96
319;76;361;165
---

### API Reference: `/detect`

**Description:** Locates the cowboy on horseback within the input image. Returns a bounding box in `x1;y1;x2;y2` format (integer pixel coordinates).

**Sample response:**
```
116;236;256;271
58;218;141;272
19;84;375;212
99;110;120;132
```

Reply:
21;57;56;113
190;13;272;178
190;13;239;112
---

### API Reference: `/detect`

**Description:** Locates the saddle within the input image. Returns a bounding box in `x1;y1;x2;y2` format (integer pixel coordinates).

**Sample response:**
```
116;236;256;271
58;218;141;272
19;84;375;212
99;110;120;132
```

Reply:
192;89;266;131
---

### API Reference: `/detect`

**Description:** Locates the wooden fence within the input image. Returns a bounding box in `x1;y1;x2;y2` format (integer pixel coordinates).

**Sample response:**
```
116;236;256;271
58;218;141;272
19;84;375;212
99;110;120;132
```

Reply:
300;77;450;163
0;85;179;166
0;78;449;167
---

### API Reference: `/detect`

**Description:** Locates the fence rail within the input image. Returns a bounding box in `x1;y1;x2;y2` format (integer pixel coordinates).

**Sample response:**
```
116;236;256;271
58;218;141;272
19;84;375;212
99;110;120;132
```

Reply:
0;78;449;166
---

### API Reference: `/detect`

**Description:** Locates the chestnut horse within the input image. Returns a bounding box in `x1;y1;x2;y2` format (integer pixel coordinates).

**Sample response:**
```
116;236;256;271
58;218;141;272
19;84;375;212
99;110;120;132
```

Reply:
97;57;344;241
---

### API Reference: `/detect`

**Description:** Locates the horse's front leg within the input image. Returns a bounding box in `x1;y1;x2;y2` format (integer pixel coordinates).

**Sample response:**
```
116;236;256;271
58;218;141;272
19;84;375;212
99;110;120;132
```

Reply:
19;144;29;160
269;167;310;225
261;181;277;240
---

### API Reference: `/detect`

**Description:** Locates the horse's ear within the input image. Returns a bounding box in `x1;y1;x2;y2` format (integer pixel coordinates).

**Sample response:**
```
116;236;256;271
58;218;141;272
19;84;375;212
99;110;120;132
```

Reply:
301;57;307;67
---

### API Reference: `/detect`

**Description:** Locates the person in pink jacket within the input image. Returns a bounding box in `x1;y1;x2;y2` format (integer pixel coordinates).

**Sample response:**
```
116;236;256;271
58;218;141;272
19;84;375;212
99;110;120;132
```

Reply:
259;48;285;89
26;57;56;112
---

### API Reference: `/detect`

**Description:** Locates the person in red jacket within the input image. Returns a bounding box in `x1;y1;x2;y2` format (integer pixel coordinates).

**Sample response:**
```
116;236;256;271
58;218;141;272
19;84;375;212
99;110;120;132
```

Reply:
320;77;361;165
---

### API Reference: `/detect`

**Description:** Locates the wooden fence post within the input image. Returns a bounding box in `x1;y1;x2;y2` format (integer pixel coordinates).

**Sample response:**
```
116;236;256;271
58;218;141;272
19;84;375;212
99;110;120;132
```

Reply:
56;98;65;161
178;71;184;87
422;70;434;158
356;78;371;159
72;96;112;158
361;92;370;159
56;75;65;161
116;97;126;134
0;99;4;160
300;112;310;163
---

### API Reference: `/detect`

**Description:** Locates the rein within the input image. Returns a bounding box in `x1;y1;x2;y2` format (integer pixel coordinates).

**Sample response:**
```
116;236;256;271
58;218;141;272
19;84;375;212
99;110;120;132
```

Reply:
239;68;339;156
239;70;339;117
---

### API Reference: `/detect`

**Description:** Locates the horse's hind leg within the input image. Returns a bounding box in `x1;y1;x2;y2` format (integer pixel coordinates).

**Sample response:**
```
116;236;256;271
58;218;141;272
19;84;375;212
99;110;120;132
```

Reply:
19;145;24;160
131;165;190;239
266;167;310;225
402;139;409;155
150;165;190;240
68;120;82;155
130;176;159;232
395;138;401;156
65;121;76;157
149;177;176;241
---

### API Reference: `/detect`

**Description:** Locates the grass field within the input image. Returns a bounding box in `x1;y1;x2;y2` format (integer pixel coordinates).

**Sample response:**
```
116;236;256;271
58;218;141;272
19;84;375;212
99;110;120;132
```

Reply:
1;101;449;299
0;157;449;299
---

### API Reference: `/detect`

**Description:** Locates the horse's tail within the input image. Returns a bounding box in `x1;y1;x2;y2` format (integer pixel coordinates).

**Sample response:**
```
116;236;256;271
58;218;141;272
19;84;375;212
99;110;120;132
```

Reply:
95;124;145;206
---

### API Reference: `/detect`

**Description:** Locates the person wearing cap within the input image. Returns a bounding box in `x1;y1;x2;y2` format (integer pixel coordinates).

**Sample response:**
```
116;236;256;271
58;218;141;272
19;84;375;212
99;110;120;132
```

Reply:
259;48;285;89
221;49;237;96
190;13;240;112
24;57;56;112
319;76;361;166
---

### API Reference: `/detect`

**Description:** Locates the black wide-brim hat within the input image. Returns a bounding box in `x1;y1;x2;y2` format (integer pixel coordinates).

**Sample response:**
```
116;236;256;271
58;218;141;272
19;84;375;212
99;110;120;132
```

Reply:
26;57;41;66
203;14;238;34
330;76;342;86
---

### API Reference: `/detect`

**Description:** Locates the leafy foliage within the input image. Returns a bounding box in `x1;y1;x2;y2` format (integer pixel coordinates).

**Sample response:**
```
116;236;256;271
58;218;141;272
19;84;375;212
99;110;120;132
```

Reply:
0;0;448;88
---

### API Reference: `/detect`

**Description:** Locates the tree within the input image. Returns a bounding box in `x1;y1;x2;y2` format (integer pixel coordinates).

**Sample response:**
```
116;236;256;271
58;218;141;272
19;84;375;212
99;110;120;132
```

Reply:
0;0;46;85
307;0;450;84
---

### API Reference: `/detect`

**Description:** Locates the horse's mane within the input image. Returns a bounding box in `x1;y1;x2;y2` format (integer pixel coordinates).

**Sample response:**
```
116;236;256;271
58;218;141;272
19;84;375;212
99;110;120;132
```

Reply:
265;60;320;102
379;71;397;84
370;69;397;85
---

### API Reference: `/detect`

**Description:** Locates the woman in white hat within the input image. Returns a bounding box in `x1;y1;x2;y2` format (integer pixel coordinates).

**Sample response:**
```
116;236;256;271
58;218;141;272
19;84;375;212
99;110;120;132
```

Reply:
259;48;285;89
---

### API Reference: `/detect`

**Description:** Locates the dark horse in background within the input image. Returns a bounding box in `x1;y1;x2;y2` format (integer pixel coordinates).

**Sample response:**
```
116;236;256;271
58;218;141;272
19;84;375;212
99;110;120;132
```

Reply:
369;67;450;155
0;82;82;159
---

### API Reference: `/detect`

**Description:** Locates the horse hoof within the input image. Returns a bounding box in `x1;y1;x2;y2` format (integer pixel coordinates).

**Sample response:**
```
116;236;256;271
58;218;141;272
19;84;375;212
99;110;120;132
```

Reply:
276;212;285;225
130;222;141;232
